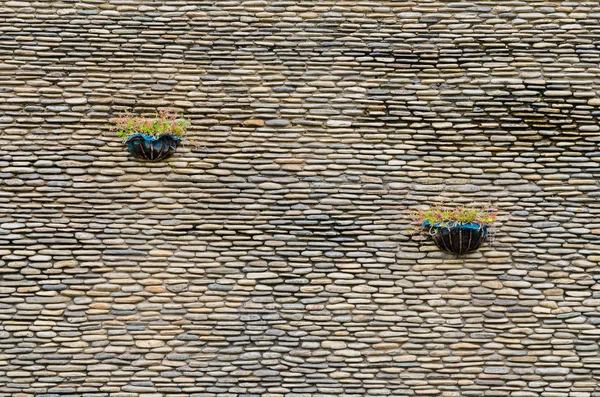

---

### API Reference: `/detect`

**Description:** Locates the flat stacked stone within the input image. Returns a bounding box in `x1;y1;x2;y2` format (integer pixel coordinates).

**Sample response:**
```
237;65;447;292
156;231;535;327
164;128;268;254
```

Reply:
0;1;599;396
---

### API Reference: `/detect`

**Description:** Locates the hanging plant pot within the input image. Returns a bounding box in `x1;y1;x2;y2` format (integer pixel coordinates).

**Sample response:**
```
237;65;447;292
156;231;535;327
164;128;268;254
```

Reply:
111;110;189;162
125;133;180;161
423;221;488;255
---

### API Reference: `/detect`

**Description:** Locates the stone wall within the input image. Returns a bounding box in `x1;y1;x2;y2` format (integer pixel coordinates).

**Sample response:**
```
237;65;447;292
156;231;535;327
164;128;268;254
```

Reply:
1;1;600;396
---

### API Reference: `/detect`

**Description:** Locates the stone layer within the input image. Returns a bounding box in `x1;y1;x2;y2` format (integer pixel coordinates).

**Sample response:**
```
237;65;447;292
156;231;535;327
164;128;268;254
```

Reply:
1;1;600;396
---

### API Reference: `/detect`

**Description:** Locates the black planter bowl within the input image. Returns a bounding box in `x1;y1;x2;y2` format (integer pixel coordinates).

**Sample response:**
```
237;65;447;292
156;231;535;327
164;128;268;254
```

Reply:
125;133;180;161
423;222;488;255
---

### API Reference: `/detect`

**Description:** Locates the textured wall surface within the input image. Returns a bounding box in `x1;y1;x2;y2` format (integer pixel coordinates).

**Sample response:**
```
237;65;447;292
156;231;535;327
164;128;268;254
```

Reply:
1;1;600;396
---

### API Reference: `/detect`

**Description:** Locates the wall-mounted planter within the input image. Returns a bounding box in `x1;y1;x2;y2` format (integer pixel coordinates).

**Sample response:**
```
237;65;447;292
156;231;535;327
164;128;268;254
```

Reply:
423;221;488;255
125;133;180;161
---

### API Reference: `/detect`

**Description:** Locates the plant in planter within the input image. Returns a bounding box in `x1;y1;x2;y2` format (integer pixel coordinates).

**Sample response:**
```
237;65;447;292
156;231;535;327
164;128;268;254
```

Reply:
111;109;189;161
411;205;497;255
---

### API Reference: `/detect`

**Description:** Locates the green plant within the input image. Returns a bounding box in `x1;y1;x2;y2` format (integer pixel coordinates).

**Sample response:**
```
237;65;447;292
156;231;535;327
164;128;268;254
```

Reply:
410;204;497;233
110;109;189;140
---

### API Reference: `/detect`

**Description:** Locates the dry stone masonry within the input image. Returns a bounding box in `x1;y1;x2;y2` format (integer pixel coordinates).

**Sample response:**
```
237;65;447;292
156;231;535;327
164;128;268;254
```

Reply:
1;1;600;396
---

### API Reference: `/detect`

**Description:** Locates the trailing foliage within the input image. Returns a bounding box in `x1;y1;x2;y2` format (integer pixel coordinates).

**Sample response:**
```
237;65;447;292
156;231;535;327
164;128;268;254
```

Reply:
111;109;189;140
